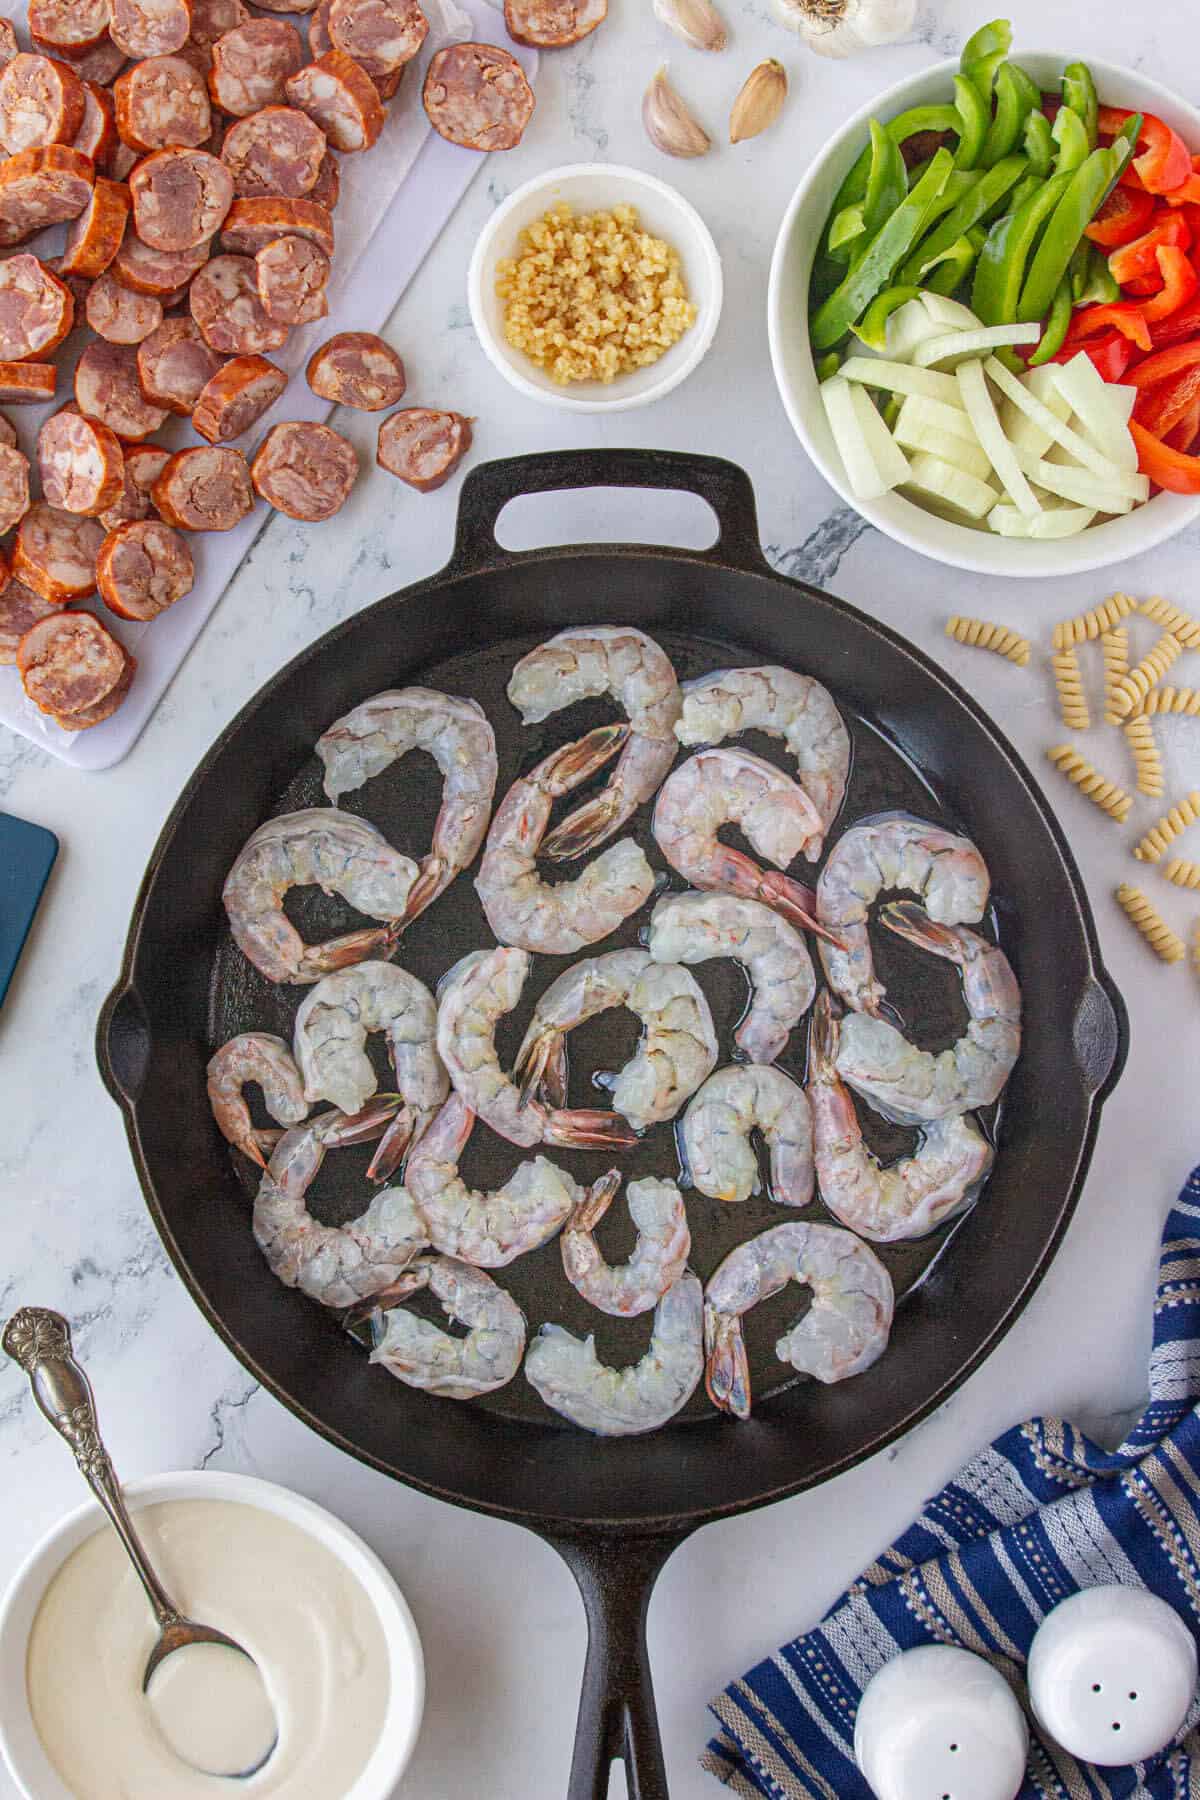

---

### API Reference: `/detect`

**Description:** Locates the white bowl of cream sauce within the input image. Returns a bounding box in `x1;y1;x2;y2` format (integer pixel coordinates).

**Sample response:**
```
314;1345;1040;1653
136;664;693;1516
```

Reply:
0;1471;424;1800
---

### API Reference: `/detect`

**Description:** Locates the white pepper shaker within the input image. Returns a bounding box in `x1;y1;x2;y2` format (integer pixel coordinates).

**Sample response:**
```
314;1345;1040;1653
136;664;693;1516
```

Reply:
855;1643;1028;1800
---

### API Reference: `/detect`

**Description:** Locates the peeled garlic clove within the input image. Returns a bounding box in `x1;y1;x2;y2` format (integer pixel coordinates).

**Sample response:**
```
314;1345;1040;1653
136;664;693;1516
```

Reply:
729;58;787;142
772;0;914;57
642;66;711;159
652;0;728;52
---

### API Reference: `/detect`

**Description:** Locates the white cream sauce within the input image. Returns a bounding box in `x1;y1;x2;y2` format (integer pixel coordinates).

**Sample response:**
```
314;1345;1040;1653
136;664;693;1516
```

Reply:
26;1499;391;1800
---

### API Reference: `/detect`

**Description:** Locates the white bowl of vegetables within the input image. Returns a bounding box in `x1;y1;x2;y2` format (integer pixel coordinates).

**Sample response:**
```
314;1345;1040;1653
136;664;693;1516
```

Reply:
768;29;1200;577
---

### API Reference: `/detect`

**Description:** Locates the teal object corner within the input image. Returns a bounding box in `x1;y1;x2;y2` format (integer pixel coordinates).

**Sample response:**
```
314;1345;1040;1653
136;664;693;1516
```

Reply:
0;812;57;1012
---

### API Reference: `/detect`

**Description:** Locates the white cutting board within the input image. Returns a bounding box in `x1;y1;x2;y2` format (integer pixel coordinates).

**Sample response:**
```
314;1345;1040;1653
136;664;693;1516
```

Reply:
0;0;537;771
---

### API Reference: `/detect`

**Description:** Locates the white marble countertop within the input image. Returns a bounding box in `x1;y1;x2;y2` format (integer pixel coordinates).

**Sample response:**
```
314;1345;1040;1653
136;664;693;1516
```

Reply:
4;2;1200;1795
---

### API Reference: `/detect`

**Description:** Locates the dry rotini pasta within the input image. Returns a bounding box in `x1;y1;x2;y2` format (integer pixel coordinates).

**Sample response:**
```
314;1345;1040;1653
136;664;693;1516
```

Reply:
1164;858;1200;890
1100;628;1129;725
1051;648;1090;731
944;616;1031;666
1134;687;1200;718
1123;714;1165;797
1139;595;1200;651
1133;791;1200;863
1051;592;1137;651
1045;744;1133;822
1110;632;1184;719
1115;884;1186;963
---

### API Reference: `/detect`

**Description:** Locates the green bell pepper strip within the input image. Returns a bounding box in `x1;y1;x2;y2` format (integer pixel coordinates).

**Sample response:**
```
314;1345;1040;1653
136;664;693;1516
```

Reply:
1052;105;1089;175
1062;61;1099;151
882;394;903;431
811;149;954;350
952;74;990;170
862;120;908;237
981;64;1038;166
1018;144;1125;323
1070;239;1119;306
815;352;842;383
923;235;978;295
822;104;960;248
1023;110;1055;180
828;203;866;258
960;18;1012;106
993;346;1027;376
1027;276;1074;365
850;285;923;352
971;169;1073;324
898;154;1027;284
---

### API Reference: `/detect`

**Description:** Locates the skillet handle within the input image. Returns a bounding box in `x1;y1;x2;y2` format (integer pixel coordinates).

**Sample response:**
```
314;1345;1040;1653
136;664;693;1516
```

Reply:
95;979;151;1108
1073;968;1128;1103
446;449;770;580
548;1526;689;1800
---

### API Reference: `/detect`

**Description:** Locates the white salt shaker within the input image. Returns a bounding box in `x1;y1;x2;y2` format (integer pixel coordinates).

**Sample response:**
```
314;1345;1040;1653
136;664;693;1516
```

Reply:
1027;1586;1197;1766
854;1643;1029;1800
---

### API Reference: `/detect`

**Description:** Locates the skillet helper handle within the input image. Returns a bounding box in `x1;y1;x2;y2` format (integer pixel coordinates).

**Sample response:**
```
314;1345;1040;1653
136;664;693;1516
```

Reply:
447;449;769;580
1072;969;1128;1102
552;1529;686;1800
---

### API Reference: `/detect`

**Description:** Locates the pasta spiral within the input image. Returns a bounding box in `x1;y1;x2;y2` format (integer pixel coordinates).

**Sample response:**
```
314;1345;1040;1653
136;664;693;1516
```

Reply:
1134;686;1200;717
1110;632;1184;719
1123;714;1165;797
1051;592;1137;651
1045;744;1133;822
1051;648;1090;731
1164;858;1200;890
944;616;1031;665
1133;791;1200;863
1100;628;1129;726
1115;885;1186;963
1139;595;1200;651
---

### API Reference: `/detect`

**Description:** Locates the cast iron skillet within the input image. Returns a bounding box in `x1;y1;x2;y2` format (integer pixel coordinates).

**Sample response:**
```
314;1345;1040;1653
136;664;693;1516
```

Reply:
96;450;1127;1800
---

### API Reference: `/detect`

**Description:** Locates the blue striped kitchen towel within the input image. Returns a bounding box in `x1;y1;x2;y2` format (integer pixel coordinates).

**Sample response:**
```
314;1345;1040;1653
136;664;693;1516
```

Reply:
703;1166;1200;1799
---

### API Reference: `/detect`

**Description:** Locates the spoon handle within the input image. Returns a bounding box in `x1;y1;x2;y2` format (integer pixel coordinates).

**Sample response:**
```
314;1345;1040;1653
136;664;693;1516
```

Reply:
3;1307;183;1631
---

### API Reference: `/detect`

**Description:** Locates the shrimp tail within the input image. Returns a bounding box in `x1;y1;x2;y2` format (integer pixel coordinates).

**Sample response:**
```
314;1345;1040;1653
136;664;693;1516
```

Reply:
299;921;403;979
398;854;451;931
569;1169;622;1234
808;990;840;1080
540;723;630;799
705;1309;751;1420
514;1027;564;1111
324;1093;405;1149
365;1103;418;1182
542;789;621;861
880;899;961;962
756;872;847;952
544;1109;640;1151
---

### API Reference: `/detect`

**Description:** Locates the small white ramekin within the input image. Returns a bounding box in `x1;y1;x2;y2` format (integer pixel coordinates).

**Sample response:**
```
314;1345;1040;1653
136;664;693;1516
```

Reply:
768;54;1200;579
468;161;723;413
0;1471;424;1800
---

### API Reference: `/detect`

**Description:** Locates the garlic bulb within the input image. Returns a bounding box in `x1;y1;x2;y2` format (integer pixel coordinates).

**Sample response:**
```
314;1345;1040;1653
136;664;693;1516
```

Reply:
772;0;915;57
642;67;711;158
729;59;787;142
653;0;728;52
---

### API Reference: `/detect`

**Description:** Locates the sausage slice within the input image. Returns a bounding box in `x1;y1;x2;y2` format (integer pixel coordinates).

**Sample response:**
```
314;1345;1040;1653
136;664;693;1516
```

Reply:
110;230;211;296
0;362;57;403
99;443;172;527
0;411;18;448
209;20;304;115
309;146;339;211
255;235;329;323
38;410;126;515
153;445;254;529
137;315;224;413
54;649;136;729
192;352;285;442
503;0;605;45
0;580;59;666
0;53;85;154
29;0;112;61
114;54;211;152
110;0;193;60
306;331;404;410
220;104;327;198
86;269;164;343
285;51;383;152
60;178;130;278
72;81;118;166
0;441;31;532
0;256;74;361
14;503;106;601
75;339;170;439
377;408;471;490
251;420;356;519
129;148;233;251
0;145;94;244
220;195;333;257
328;0;427;79
189;253;288;353
17;608;130;719
422;44;533;151
190;0;251;52
71;39;129;87
97;518;195;619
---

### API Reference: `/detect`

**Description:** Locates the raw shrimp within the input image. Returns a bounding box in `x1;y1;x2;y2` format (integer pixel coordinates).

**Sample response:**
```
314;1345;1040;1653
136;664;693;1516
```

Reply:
680;1064;814;1208
524;1269;704;1435
704;1221;893;1419
315;688;499;927
366;1256;526;1398
435;946;639;1152
253;1102;428;1309
808;992;993;1242
222;807;417;985
816;814;990;1016
206;1031;308;1166
675;667;850;860
645;890;815;1064
475;724;656;955
292;960;447;1178
514;947;717;1132
560;1176;690;1318
835;901;1022;1126
507;626;681;858
652;748;837;943
404;1091;600;1267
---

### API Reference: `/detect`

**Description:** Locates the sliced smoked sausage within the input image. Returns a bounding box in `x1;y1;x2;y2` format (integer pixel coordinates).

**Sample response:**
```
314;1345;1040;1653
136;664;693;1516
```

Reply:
220;195;333;256
309;146;339;210
0;412;18;448
100;443;171;527
251;420;356;519
71;39;128;87
0;20;18;70
285;51;383;152
189;253;288;353
72;81;118;166
0;54;85;154
97;518;194;619
190;0;251;52
422;44;533;151
255;234;328;324
192;352;285;442
306;330;404;410
110;230;210;295
503;0;605;46
114;55;210;152
137;315;224;413
0;441;31;532
75;339;170;439
60;178;130;278
0;581;59;666
86;269;163;343
0;256;74;361
14;502;106;601
0;145;94;243
328;0;427;79
37;411;126;515
0;362;57;403
378;407;471;490
17;608;130;719
153;445;253;529
29;0;111;61
209;20;303;115
129;148;233;251
110;0;193;61
54;649;136;729
220;105;326;198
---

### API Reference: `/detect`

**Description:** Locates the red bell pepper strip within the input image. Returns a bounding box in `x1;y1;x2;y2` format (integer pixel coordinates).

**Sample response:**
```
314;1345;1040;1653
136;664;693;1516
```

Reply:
1123;339;1200;390
1166;396;1200;453
1140;246;1199;322
1086;184;1156;247
1066;301;1152;350
1109;213;1191;285
1130;418;1200;492
1149;291;1200;347
1135;362;1200;437
1165;155;1200;206
1123;273;1163;296
1099;105;1192;194
1048;329;1137;382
